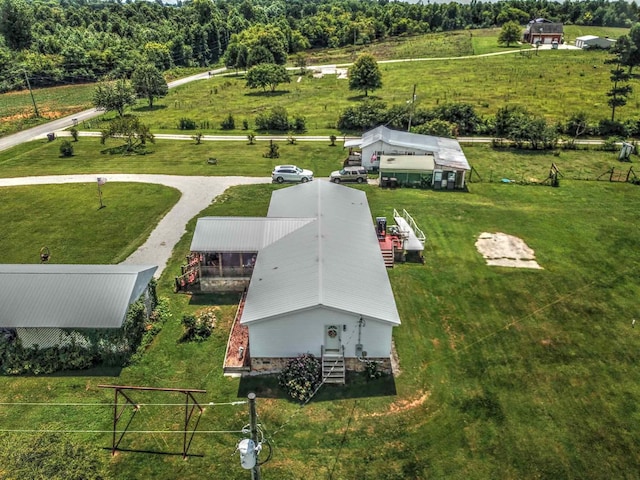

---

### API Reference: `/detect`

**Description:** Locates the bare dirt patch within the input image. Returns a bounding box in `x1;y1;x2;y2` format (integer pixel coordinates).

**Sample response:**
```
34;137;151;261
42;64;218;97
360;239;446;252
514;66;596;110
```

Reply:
362;390;431;418
475;232;542;269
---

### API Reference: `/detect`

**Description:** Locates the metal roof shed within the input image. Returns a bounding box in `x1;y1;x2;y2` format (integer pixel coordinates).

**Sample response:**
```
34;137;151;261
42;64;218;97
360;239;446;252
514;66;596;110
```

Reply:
0;264;157;328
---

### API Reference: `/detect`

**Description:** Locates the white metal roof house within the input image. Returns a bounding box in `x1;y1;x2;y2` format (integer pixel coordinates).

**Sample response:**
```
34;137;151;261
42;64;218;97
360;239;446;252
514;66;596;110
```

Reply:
191;181;401;381
346;126;470;190
575;35;615;49
0;264;157;367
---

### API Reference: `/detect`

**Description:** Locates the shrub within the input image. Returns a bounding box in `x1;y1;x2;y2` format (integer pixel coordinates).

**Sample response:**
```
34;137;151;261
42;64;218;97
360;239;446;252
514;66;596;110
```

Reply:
278;353;321;402
255;106;289;131
363;360;385;380
59;140;74;157
180;308;216;342
178;118;197;130
221;113;235;130
337;99;387;131
69;127;79;141
242;119;249;130
290;114;306;133
263;140;279;158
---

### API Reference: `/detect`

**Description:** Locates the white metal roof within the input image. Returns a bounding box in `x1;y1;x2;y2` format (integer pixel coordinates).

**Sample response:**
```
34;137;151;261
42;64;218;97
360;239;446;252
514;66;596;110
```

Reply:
190;217;315;252
361;126;470;171
0;264;157;328
379;154;435;171
242;181;400;326
576;35;599;41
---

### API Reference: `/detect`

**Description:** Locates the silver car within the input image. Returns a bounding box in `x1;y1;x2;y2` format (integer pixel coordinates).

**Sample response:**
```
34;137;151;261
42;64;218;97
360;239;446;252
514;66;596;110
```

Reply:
272;165;314;183
329;166;368;184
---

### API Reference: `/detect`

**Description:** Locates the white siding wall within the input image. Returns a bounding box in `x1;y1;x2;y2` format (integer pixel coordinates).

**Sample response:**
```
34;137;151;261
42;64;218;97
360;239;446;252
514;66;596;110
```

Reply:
362;142;429;170
248;307;395;358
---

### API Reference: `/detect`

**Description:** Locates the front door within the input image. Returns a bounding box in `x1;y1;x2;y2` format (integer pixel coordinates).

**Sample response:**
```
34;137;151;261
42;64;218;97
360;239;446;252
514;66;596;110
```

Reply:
324;325;341;352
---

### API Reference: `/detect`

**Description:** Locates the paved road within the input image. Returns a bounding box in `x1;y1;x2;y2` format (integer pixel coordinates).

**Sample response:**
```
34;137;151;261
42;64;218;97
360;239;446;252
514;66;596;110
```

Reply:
0;174;271;277
0;67;228;153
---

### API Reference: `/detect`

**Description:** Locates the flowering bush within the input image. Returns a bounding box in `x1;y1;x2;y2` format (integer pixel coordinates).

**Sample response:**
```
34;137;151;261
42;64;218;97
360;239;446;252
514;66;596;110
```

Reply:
363;360;384;380
180;308;216;342
278;353;321;402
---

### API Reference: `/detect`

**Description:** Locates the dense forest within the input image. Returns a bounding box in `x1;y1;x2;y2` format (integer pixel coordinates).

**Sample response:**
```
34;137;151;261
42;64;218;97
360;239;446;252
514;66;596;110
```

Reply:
0;0;638;92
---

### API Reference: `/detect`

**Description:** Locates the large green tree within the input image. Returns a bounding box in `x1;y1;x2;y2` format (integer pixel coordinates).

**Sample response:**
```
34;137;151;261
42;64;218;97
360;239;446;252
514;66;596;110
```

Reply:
100;115;154;152
498;21;522;47
93;79;137;117
131;63;168;108
0;0;33;50
245;63;290;92
348;54;382;97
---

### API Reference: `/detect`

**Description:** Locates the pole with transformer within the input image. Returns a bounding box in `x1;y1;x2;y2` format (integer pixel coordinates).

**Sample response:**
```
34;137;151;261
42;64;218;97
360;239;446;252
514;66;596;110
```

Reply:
248;393;261;480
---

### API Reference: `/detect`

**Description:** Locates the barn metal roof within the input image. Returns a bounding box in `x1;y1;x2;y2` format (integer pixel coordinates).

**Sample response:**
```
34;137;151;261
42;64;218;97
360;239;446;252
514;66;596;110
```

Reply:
190;217;315;252
242;181;400;326
0;264;157;328
360;126;470;171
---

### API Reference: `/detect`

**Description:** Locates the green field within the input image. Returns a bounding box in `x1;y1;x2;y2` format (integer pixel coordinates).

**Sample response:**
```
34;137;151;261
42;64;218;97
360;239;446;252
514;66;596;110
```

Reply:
0;178;639;479
1;26;633;139
125;49;630;136
1;24;640;479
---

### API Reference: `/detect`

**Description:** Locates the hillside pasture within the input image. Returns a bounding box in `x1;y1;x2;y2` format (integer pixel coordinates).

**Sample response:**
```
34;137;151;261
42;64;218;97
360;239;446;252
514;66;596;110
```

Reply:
131;49;631;136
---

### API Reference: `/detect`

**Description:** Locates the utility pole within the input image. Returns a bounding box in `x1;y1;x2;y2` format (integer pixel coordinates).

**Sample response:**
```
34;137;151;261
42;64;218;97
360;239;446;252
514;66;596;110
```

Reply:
248;393;261;480
23;70;39;118
407;84;417;132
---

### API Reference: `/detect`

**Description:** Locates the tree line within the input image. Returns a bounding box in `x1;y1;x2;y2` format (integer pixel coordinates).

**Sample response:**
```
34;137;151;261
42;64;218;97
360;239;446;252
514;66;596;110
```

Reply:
1;0;639;92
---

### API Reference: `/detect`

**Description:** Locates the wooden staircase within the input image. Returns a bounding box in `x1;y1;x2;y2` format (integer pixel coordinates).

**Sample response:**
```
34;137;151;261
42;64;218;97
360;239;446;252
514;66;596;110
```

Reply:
381;248;394;268
322;350;345;384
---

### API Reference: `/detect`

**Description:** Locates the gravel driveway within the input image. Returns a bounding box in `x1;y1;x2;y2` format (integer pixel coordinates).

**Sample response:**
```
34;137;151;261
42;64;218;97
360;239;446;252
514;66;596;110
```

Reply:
0;174;271;276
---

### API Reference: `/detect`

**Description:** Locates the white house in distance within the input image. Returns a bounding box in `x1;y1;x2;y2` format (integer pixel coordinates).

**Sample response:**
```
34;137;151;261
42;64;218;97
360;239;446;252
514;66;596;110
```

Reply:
575;35;615;49
345;125;471;190
190;181;401;383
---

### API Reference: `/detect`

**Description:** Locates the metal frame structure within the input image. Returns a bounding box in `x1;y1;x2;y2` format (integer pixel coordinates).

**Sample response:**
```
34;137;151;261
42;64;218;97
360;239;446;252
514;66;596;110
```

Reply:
98;384;206;458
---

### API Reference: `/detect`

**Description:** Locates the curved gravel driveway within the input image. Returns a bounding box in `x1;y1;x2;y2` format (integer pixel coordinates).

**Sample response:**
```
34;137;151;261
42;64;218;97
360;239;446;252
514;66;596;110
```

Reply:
0;174;271;276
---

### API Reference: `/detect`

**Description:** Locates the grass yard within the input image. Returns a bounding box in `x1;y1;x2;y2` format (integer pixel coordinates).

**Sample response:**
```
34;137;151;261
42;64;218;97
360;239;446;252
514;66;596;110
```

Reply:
0;137;632;184
1;177;639;479
0;183;181;264
0;137;349;178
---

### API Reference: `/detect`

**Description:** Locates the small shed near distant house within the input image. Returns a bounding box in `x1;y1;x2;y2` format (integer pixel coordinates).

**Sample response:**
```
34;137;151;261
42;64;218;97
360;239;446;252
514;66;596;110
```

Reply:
523;18;563;45
575;35;615;49
0;264;157;351
347;126;470;190
379;154;435;188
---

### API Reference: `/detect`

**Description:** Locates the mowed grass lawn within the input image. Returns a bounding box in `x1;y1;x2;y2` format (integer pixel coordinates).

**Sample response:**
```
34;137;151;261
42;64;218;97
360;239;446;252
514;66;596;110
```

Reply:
0;177;639;479
0;136;633;183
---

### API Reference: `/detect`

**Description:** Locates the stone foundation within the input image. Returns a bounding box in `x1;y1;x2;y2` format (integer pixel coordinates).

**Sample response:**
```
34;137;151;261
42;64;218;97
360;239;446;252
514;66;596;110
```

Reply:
345;357;392;374
250;356;392;375
199;277;249;293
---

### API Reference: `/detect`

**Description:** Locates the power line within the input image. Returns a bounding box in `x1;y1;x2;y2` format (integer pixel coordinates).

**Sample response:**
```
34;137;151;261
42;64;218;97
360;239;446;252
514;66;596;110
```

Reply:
0;429;244;434
0;400;247;407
